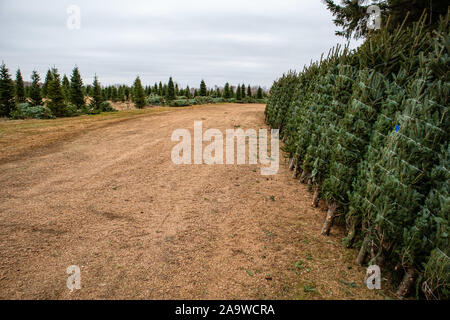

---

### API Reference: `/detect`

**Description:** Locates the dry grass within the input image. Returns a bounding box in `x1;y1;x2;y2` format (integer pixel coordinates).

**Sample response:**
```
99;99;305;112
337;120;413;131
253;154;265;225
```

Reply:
0;103;395;299
0;106;184;163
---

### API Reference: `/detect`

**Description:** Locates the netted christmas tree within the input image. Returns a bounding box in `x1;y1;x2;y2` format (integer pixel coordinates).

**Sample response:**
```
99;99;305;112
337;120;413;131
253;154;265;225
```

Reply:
286;62;324;179
300;55;338;180
409;144;449;299
321;68;387;235
298;47;357;203
345;69;409;249
264;8;449;299
343;14;438;249
282;65;316;161
265;71;299;131
308;62;356;200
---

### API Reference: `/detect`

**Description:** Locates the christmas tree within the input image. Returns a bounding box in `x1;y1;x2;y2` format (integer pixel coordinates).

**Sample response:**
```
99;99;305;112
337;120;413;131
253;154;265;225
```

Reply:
0;63;15;117
29;70;42;106
90;75;104;111
133;76;146;108
199;80;207;96
46;68;67;117
15;69;26;103
62;74;70;103
167;77;175;101
41;69;53;98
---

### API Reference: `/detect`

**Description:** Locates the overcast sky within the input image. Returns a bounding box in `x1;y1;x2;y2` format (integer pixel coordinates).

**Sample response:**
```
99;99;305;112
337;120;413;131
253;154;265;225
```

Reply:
0;0;361;88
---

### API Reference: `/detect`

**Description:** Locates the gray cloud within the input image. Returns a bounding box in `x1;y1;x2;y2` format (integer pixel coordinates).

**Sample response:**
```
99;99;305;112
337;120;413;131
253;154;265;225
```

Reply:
0;0;361;88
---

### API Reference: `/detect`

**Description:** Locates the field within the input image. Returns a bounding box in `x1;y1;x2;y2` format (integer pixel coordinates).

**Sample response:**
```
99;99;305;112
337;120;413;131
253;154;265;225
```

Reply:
0;104;393;299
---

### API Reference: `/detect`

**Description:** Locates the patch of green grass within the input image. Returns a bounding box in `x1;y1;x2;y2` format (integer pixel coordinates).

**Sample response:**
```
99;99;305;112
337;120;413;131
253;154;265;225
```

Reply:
303;282;317;293
339;279;358;288
264;230;276;237
295;260;305;270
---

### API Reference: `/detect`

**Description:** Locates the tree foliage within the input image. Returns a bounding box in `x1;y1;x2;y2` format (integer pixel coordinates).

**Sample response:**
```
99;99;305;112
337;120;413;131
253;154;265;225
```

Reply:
0;63;15;117
265;11;449;299
133;76;146;108
15;69;26;103
70;66;85;108
323;0;448;39
29;70;42;107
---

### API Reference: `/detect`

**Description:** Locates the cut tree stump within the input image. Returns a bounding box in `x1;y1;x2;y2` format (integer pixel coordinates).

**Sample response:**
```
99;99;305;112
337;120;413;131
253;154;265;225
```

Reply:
312;185;320;207
345;224;357;248
321;202;338;236
292;165;299;178
356;235;369;265
300;171;311;184
396;268;417;298
288;158;295;171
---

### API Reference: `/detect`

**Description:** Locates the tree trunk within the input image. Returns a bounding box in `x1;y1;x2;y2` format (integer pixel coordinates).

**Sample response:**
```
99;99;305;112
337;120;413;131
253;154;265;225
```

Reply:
288;158;295;171
300;171;311;183
356;235;369;265
321;202;338;236
312;185;320;207
396;268;417;298
345;223;357;248
292;164;300;179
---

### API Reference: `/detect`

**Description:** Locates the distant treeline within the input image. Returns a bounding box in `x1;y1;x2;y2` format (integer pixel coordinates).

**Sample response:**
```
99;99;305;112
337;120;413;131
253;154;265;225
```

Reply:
0;64;268;119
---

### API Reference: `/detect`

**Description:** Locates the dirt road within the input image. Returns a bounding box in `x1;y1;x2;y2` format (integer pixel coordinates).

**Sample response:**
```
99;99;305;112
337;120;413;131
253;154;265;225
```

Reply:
0;104;389;299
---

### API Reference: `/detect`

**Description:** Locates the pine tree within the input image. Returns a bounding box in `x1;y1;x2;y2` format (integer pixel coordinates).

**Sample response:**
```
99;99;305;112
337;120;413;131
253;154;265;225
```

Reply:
133;76;146;108
236;84;242;100
199;80;207;96
111;87;118;102
323;0;447;40
321;69;386;235
70;66;85;109
223;83;231;99
167;77;176;101
46;68;67;117
90;75;104;111
241;84;246;99
302;49;357;206
412;145;449;299
29;70;42;106
0;63;16;117
247;85;252;98
15;69;26;103
41;69;53;98
185;86;191;98
257;87;263;99
62;75;70;103
357;20;449;296
266;70;299;130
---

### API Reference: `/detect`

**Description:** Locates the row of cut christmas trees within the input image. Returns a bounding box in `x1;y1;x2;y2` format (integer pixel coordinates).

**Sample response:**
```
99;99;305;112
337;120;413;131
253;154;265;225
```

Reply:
265;13;448;299
0;64;268;119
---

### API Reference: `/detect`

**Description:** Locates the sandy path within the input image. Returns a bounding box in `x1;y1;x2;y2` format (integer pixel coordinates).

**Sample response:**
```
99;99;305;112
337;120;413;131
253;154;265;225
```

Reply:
0;104;387;299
